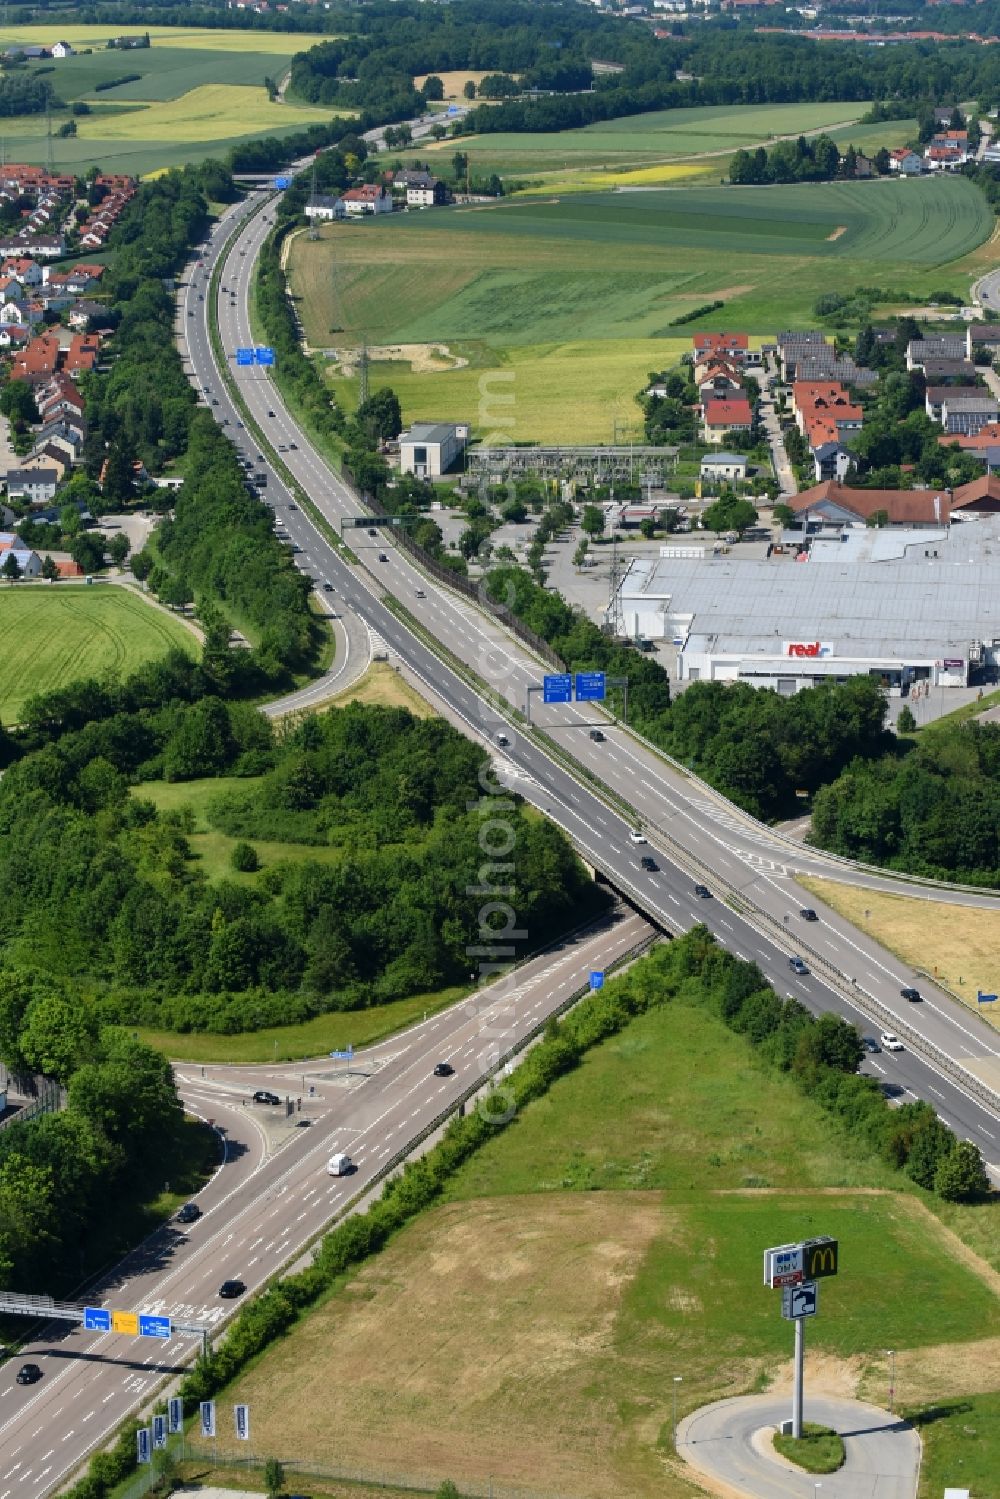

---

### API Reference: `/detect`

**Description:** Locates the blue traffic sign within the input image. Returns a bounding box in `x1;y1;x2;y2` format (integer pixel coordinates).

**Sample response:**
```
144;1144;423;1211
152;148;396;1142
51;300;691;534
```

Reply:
138;1314;172;1339
274;175;292;189
589;971;604;991
136;1428;151;1465
83;1306;111;1332
575;671;606;702
978;991;997;1004
254;346;276;367
236;347;253;366
543;673;573;704
329;1046;353;1060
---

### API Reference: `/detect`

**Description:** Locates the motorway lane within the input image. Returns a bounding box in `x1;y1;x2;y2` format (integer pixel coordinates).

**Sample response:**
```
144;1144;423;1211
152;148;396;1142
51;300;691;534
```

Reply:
0;913;650;1499
179;194;1000;1160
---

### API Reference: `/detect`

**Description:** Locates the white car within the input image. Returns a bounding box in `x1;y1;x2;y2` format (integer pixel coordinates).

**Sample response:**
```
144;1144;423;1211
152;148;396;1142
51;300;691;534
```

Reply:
628;829;647;845
880;1032;904;1052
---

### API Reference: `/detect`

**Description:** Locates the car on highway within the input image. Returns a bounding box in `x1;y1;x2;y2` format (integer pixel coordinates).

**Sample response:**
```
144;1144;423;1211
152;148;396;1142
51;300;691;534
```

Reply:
289;442;297;450
278;444;288;452
323;582;333;592
368;528;378;536
860;1036;881;1053
694;884;712;899
267;409;275;417
188;309;194;317
252;1089;281;1105
176;1203;202;1224
495;732;509;747
788;956;809;975
589;729;605;742
218;1279;246;1299
433;1062;454;1077
288;502;297;510
640;855;658;871
327;1152;353;1176
901;986;922;1002
415;588;425;598
799;908;819;922
378;552;388;562
880;1032;904;1052
628;829;647;844
16;1363;42;1385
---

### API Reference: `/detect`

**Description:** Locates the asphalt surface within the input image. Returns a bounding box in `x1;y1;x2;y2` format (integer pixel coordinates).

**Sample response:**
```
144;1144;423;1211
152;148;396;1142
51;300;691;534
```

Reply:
677;1394;920;1499
0;912;649;1498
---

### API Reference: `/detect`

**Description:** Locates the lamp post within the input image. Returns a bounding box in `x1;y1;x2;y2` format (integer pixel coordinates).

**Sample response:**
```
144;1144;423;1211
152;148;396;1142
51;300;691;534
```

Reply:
887;1349;895;1414
672;1376;683;1448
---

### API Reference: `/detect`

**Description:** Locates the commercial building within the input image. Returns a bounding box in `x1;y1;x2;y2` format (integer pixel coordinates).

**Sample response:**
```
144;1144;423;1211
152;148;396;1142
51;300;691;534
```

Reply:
609;514;1000;694
399;422;469;477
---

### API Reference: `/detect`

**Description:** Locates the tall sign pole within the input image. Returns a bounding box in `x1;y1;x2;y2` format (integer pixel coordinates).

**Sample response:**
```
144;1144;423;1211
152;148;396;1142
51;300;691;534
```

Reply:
764;1237;838;1439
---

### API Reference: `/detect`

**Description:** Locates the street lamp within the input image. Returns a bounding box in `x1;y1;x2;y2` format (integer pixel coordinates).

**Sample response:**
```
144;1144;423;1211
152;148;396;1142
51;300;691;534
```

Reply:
886;1349;895;1414
672;1376;683;1448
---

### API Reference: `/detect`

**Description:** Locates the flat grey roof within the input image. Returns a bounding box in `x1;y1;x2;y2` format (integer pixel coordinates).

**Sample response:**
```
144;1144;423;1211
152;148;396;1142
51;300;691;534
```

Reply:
401;423;464;445
701;451;745;464
619;515;1000;658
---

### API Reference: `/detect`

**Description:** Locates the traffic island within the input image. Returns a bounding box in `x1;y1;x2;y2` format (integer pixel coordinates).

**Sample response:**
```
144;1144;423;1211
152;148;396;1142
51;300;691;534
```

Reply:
772;1421;846;1473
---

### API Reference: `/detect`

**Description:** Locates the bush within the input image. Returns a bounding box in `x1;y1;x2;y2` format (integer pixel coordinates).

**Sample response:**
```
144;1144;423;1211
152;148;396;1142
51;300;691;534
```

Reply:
231;841;260;873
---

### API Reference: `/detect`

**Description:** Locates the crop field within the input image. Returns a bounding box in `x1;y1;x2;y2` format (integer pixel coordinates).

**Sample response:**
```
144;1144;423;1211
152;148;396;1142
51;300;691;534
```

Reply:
0;24;330;53
291;173;990;441
213;990;1000;1497
426;101;870;177
0;584;197;725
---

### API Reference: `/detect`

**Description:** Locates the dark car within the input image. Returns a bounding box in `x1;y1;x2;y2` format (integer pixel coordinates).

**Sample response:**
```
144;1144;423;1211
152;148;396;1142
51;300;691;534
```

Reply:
901;986;922;1002
788;956;809;975
861;1036;881;1054
267;409;276;417
176;1203;201;1224
323;582;333;592
378;552;388;562
289;442;297;450
589;729;605;742
640;855;658;871
799;908;819;922
368;528;378;537
433;1062;454;1077
694;884;712;899
252;1089;281;1105
16;1363;42;1385
288;502;298;511
218;1279;246;1300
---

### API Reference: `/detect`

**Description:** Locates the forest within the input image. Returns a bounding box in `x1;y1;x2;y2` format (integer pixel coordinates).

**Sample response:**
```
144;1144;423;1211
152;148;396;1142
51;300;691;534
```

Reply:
0;695;596;1034
809;721;1000;886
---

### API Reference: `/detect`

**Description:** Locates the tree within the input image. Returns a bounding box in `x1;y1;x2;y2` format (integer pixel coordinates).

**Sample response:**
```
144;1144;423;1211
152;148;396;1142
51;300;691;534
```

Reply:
452;151;468;182
40;553;59;581
2;551;20;582
130;548;153;582
19;991;96;1083
873;147;891;176
101;439;135;505
573;538;589;569
0;379;39;425
896;705;916;733
356;388;402;441
436;1485;461;1499
263;1457;285;1498
463;80;477;100
422;75;444;101
934;1140;991;1201
580;504;605;540
772;503;795;527
231;841;260;873
639;517;657;540
71;532;106;574
108;532;130;567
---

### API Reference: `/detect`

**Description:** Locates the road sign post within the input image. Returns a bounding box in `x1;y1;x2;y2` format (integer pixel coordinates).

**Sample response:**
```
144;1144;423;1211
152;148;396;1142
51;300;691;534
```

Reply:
152;1414;167;1451
236;347;253;366
766;1238;837;1440
589;971;604;991
136;1427;151;1465
543;673;573;704
254;346;275;367
575;671;606;702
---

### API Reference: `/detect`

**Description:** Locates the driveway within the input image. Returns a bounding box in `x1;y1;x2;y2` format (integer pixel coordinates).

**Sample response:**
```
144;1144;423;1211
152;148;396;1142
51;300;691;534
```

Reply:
677;1394;919;1499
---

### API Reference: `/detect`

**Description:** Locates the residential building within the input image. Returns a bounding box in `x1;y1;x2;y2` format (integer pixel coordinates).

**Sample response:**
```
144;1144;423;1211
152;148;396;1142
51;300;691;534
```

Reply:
406;177;450;208
0;543;41;577
68;300;112;330
967;324;1000;360
812;442;853;482
692;332;749;360
23;445;69;480
10;334;60;383
340;184;393;217
952;474;1000;513
304;194;345;221
941;392;999;435
399;422;469;477
5;467;60;504
51;41;75;58
702;397;753;443
907;335;969;370
887;148;924;174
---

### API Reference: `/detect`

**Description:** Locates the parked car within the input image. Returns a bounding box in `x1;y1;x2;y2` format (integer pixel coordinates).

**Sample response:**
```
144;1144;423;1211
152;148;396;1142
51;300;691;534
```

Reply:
900;987;922;1002
880;1032;904;1052
218;1279;246;1299
16;1363;42;1385
252;1089;281;1105
176;1203;201;1224
433;1062;454;1077
799;908;819;922
788;956;809;975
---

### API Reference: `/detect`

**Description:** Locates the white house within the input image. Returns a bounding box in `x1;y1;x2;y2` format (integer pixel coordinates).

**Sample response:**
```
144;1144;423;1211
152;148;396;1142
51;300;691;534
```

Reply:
340;184;393;217
51;41;75;58
700;452;748;483
887;148;924;175
0;546;41;577
304;194;345;222
5;467;59;504
399;422;469;478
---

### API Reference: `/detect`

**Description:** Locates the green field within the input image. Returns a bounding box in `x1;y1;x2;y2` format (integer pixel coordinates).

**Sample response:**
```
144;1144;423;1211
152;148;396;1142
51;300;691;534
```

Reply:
0;25;342;174
213;977;1000;1498
291;174;992;441
0;584;197;724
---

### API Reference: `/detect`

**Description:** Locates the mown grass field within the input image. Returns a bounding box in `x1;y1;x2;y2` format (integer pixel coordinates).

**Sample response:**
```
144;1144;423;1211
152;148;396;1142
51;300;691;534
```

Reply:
291;174;990;441
211;990;1000;1497
0;584;197;725
0;24;330;53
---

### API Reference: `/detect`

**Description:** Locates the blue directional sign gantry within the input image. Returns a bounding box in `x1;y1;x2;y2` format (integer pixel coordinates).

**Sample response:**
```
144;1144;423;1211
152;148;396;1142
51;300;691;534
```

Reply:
254;346;276;367
274;175;292;189
575;671;606;702
236;347;253;367
138;1314;172;1339
83;1306;111;1332
543;673;573;704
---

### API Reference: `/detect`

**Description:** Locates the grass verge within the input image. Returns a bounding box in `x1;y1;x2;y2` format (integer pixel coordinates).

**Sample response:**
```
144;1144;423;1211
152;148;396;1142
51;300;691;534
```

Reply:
772;1423;846;1473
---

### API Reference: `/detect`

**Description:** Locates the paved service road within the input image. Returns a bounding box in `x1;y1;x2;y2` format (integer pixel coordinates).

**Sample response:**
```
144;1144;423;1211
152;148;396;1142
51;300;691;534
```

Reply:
677;1395;920;1499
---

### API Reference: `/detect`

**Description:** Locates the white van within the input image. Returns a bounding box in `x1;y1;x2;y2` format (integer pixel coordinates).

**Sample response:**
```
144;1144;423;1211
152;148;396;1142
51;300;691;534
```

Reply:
327;1153;353;1177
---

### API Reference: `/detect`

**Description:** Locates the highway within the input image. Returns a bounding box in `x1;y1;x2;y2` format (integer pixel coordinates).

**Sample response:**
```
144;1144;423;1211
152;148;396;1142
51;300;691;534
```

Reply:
185;187;1000;1136
4;179;1000;1499
0;912;649;1498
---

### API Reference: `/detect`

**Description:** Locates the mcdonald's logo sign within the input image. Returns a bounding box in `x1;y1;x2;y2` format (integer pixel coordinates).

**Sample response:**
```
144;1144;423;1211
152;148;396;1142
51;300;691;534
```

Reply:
803;1237;838;1280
